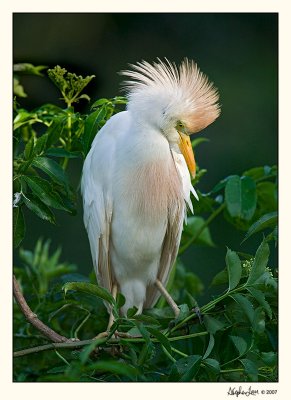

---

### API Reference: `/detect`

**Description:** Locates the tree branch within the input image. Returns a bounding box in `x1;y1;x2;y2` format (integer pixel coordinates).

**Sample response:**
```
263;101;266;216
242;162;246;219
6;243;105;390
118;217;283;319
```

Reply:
13;331;208;358
13;338;104;357
13;275;71;343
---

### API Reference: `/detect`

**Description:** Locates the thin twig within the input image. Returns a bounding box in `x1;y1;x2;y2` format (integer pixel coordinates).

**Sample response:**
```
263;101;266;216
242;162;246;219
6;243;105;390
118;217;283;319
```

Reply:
13;331;209;357
14;339;96;357
13;275;71;343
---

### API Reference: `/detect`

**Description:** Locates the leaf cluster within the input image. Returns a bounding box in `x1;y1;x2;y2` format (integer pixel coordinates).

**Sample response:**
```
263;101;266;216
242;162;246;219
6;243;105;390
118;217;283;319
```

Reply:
13;64;126;247
179;160;277;254
13;63;47;98
14;237;277;382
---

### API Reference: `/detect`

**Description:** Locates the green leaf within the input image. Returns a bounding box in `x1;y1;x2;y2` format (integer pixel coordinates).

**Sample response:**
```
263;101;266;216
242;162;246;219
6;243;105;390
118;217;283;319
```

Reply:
23;193;55;224
256;182;277;215
182;216;215;247
13;110;41;130
34;103;65;116
240;358;258;381
175;303;190;323
252;307;265;334
231;293;254;323
91;98;111;109
203;334;215;359
22;175;68;211
243;165;277;181
13;207;25;248
86;360;138;379
145;306;175;320
266;226;278;244
210;268;229;286
34;134;48;156
192;168;207;186
46;116;67;147
45;148;81;158
14;110;31;130
202;358;220;374
116;292;126;309
83;106;108;155
230;335;248;356
133;322;154;366
147;327;172;354
14;63;47;76
169;355;202;382
243;211;278;242
203;315;225;334
261;351;277;366
112;96;127;105
32;156;69;185
24;136;35;160
207;175;235;195
247;240;270;285
78;94;91;102
127;306;138;318
247;287;272;319
132;314;160;326
62;281;115;305
191;137;209;148
13;77;27;97
226;248;242;290
134;322;152;346
225;175;257;220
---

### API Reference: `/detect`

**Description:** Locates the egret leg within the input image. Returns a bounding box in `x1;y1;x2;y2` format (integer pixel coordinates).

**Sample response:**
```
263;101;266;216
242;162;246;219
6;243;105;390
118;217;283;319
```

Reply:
95;283;118;339
107;283;118;331
155;279;180;318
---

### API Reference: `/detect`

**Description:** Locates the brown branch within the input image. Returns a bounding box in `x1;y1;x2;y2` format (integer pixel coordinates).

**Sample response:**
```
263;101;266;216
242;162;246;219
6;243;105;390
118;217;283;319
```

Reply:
13;338;104;358
13;275;71;343
13;275;138;357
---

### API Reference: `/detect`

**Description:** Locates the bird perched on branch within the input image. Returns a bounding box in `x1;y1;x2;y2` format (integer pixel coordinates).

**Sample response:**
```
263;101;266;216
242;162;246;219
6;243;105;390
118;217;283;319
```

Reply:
81;58;220;327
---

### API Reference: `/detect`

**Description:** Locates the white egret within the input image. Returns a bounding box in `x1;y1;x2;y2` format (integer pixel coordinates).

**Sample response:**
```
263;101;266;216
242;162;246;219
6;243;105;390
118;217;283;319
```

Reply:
81;59;220;326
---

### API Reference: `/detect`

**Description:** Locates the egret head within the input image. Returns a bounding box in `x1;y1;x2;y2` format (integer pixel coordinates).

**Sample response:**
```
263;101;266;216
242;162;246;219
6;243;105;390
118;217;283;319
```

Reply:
120;58;220;177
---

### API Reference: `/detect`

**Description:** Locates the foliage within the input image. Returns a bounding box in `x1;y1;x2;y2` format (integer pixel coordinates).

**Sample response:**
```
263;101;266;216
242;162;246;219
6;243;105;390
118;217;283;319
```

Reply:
13;64;127;247
13;64;277;382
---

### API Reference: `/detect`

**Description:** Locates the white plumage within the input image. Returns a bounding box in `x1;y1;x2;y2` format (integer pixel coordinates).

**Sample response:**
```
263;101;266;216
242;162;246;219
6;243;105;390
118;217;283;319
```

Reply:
81;59;220;316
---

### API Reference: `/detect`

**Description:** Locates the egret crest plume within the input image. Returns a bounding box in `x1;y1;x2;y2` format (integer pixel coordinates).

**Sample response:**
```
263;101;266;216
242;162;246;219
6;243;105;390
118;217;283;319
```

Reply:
120;58;220;133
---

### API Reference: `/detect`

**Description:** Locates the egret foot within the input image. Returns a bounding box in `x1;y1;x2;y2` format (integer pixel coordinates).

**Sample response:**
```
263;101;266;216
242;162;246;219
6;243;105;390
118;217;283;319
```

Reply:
192;306;203;324
155;278;180;318
94;284;118;339
94;331;109;339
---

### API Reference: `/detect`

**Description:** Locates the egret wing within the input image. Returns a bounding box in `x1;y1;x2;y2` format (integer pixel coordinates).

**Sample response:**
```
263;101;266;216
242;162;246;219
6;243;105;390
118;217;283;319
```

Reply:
81;116;120;294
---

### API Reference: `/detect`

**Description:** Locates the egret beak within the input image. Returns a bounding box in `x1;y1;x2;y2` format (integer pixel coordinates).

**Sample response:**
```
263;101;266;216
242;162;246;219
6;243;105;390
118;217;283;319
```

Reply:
178;131;196;178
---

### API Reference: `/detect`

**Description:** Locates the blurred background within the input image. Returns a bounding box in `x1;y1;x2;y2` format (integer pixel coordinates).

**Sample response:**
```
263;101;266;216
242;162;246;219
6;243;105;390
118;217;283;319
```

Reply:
13;13;278;302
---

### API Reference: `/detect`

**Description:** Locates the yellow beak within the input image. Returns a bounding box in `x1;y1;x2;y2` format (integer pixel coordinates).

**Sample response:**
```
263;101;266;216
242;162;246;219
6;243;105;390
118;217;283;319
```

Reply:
178;131;196;178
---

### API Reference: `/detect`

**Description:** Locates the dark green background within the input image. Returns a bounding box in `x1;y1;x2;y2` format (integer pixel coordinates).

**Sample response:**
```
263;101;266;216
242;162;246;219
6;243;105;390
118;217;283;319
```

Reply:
13;13;278;302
